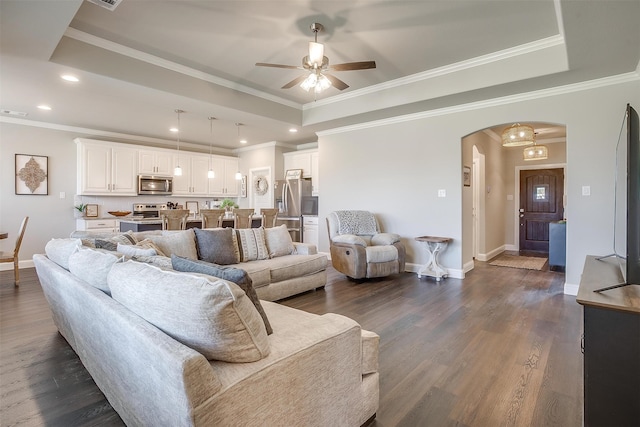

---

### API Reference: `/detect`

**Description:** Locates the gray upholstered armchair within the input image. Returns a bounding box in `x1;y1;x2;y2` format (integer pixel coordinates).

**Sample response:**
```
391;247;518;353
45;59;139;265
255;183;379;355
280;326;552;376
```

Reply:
326;210;406;279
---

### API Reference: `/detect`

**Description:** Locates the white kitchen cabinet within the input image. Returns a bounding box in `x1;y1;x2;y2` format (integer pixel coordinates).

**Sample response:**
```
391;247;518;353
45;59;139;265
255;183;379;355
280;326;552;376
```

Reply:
284;150;313;178
76;139;137;196
172;153;210;196
310;151;319;196
139;149;173;175
303;216;319;247
209;156;239;196
76;218;118;233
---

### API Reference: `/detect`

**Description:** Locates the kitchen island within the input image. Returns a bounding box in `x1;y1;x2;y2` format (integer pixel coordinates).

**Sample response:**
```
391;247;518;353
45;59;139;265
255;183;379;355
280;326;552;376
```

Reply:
119;216;262;232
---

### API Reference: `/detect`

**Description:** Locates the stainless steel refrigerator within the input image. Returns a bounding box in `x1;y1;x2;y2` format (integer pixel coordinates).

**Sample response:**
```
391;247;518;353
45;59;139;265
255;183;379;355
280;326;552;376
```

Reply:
274;169;315;242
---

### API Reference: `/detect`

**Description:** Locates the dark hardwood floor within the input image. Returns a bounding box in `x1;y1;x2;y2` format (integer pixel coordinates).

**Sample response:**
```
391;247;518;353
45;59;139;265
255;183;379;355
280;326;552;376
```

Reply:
0;261;582;426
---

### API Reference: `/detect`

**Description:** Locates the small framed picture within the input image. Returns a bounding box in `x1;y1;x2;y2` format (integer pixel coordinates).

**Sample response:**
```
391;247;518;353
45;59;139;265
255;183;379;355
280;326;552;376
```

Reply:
186;201;199;215
86;204;99;217
463;166;471;187
15;154;48;195
240;175;247;198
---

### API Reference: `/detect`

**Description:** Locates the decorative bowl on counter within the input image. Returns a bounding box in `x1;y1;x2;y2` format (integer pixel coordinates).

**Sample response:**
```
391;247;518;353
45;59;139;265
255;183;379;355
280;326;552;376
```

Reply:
107;211;132;217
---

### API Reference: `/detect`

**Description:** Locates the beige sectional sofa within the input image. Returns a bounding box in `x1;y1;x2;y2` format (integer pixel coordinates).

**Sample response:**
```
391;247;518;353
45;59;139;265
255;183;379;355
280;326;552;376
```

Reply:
34;233;380;426
70;225;327;301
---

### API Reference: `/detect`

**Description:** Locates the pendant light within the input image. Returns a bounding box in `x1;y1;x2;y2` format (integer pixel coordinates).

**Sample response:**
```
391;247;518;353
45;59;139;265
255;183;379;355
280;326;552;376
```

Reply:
173;109;184;176
207;117;216;178
523;143;549;161
234;123;243;180
501;123;535;147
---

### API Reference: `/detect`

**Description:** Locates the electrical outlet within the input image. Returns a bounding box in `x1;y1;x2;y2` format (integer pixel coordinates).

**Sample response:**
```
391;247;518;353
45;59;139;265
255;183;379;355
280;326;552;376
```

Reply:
59;192;66;199
582;186;591;196
438;189;446;198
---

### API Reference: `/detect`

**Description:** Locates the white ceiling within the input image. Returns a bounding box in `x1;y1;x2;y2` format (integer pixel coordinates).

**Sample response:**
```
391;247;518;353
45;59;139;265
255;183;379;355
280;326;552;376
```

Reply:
1;0;638;152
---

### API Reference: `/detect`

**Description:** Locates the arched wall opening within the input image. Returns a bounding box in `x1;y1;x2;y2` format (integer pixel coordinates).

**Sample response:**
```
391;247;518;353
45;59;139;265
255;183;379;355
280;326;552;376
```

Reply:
461;122;567;272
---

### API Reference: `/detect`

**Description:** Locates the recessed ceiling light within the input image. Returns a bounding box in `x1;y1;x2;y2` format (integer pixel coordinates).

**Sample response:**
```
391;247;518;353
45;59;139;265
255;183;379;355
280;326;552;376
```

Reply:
240;139;248;144
37;105;52;111
61;74;79;82
169;127;179;133
289;128;298;133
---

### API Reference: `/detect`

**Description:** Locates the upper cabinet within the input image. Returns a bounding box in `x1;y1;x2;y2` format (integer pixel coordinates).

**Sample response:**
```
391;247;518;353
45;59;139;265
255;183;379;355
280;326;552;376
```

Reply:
310;151;319;196
76;138;239;197
139;149;173;176
284;151;313;178
209;156;239;196
76;139;137;196
172;153;211;196
284;149;318;195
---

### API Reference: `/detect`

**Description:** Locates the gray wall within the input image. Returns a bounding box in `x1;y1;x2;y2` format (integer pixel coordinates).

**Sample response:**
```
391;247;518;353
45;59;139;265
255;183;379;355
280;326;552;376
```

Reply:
317;78;640;290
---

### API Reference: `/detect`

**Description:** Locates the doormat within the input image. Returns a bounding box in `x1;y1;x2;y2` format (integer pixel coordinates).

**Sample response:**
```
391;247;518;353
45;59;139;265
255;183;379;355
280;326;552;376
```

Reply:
489;255;547;270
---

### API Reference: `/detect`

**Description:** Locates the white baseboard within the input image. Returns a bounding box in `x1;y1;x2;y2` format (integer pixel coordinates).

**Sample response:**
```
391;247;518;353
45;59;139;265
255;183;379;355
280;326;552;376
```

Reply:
563;282;579;296
0;259;35;271
463;260;475;274
476;245;505;262
405;262;464;279
504;244;518;251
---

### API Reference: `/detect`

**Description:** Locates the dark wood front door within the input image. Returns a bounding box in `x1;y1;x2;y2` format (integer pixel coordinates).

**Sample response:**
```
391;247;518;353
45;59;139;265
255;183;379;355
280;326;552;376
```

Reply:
519;168;564;252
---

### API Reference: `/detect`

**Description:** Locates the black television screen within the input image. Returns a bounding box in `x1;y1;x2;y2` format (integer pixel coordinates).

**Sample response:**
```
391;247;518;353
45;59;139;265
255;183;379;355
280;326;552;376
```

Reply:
626;104;640;285
596;103;640;292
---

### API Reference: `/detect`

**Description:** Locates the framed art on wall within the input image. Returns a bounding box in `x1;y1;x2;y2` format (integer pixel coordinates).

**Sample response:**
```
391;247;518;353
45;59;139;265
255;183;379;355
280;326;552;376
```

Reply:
15;154;48;195
86;204;99;217
463;165;471;187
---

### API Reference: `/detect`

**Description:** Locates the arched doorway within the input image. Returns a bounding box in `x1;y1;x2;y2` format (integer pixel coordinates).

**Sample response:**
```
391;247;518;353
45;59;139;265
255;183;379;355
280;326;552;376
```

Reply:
461;122;566;272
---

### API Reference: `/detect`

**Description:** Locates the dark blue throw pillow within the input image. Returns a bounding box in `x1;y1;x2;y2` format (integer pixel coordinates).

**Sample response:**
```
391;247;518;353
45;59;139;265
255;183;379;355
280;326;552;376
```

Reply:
171;255;272;334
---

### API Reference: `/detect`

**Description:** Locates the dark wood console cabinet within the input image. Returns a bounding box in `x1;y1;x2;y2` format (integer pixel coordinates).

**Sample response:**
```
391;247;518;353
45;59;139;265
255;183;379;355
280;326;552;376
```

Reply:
577;256;640;427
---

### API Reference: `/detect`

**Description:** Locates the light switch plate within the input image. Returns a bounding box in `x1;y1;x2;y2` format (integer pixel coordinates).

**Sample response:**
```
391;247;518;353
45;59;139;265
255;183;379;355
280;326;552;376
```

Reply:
582;186;591;196
59;192;66;199
438;189;446;198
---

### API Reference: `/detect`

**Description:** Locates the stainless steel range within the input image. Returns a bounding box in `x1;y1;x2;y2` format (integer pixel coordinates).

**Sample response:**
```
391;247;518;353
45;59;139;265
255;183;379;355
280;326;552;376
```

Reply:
132;203;167;219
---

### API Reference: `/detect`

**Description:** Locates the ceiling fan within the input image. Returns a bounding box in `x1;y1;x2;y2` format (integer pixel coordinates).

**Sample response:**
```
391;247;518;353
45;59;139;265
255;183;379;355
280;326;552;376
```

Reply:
255;23;376;93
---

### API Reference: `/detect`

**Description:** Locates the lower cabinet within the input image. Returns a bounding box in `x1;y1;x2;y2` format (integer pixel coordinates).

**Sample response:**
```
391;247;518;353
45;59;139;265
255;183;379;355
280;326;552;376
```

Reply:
76;219;118;233
303;216;319;247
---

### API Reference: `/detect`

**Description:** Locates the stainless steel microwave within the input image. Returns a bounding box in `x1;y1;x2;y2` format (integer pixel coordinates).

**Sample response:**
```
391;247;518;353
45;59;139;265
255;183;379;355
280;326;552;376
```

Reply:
138;175;173;195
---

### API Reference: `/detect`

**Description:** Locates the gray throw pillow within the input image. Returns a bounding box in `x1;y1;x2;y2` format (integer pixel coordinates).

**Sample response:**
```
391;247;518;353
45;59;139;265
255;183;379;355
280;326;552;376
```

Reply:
171;255;272;334
194;228;240;265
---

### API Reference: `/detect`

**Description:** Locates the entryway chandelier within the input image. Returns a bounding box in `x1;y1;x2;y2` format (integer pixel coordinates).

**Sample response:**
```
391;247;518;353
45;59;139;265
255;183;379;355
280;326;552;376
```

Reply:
523;143;549;161
501;123;535;147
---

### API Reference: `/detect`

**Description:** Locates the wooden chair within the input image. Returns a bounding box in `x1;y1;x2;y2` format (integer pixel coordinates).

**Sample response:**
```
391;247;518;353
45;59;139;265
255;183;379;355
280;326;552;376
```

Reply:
260;208;279;228
233;209;255;229
0;216;29;286
159;209;189;230
200;209;225;228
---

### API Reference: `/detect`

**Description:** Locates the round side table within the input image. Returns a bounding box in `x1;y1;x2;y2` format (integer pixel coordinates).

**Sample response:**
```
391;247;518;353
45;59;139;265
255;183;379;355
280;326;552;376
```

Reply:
415;235;452;281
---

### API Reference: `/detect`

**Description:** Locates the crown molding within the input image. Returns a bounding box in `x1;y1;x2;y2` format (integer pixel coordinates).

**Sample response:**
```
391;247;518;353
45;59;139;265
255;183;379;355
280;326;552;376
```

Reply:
305;34;566;111
317;71;640;137
63;28;302;110
231;140;297;153
0;116;236;155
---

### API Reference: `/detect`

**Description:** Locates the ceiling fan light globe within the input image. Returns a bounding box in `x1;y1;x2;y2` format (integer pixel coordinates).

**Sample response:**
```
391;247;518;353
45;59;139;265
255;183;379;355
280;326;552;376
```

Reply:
308;42;324;65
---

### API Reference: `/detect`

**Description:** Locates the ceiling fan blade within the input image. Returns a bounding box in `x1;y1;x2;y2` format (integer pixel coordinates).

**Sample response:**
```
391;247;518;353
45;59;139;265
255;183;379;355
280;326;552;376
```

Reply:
255;62;300;70
329;61;377;71
281;75;308;89
324;74;349;90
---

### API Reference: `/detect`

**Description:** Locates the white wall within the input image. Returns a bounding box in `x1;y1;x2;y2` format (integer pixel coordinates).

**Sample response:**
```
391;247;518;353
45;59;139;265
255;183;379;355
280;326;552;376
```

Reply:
0;124;78;263
317;77;640;288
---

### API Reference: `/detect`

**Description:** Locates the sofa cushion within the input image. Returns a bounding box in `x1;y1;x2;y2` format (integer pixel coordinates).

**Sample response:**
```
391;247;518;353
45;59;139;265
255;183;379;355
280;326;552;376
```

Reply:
229;263;271;288
147;229;198;260
244;254;327;283
134;238;167;256
108;261;270;362
194;228;240;265
171;255;272;334
116;243;156;257
235;228;269;262
264;224;294;258
94;230;138;251
45;238;82;270
68;248;122;294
